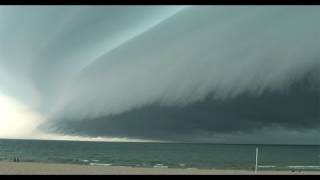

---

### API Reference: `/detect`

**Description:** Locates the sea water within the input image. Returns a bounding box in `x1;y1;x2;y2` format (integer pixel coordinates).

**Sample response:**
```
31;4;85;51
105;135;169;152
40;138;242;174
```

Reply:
0;139;319;171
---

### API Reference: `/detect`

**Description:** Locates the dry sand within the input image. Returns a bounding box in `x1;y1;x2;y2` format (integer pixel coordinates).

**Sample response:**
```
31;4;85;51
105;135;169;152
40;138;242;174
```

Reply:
0;161;320;175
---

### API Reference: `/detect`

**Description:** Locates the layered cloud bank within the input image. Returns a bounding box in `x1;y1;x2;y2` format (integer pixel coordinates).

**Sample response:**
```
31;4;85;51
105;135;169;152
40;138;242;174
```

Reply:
49;74;320;143
0;6;319;143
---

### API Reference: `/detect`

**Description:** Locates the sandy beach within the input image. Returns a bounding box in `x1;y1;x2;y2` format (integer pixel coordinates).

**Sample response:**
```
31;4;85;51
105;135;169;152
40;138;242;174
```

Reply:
0;161;319;175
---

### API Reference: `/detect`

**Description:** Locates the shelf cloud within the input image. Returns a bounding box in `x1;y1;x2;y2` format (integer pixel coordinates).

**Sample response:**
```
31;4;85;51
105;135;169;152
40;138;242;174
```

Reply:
0;6;319;143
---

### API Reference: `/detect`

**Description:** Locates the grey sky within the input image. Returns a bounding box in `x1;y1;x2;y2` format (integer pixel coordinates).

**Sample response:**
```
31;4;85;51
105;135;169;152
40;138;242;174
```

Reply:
0;6;319;144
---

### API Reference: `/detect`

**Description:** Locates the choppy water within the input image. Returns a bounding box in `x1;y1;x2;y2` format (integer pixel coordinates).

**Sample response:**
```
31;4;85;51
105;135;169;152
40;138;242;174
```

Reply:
0;139;319;171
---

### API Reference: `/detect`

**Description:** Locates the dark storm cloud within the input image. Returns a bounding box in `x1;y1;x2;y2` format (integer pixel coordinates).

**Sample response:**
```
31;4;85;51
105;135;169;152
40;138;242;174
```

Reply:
0;6;319;143
47;6;320;123
47;72;319;142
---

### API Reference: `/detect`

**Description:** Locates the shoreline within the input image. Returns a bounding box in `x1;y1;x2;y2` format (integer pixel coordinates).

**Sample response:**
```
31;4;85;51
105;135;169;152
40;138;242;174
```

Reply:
1;161;320;175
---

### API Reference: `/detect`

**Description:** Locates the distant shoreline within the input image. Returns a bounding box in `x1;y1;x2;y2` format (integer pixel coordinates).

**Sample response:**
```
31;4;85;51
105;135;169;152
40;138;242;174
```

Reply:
0;161;320;175
1;138;319;146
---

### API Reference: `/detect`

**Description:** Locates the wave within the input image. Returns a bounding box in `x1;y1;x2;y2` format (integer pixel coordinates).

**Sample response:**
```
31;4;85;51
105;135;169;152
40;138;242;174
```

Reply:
258;165;277;168
153;164;168;168
288;166;320;169
89;163;112;166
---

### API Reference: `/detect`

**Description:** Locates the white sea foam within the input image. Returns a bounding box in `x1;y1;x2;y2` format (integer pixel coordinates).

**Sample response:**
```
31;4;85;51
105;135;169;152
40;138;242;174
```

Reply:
89;163;112;166
258;165;276;168
288;166;320;169
153;164;168;168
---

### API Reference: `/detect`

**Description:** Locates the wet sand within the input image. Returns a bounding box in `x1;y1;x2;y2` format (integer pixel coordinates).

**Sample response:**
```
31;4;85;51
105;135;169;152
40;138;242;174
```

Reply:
0;161;319;175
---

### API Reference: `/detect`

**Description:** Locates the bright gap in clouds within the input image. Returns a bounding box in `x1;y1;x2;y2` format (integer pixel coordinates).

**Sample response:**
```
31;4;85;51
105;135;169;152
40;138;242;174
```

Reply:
0;92;43;139
0;92;150;142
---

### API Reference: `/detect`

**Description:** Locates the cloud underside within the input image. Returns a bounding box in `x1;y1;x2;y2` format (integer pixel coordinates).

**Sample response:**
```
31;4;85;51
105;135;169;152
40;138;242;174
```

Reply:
49;73;320;142
0;6;319;143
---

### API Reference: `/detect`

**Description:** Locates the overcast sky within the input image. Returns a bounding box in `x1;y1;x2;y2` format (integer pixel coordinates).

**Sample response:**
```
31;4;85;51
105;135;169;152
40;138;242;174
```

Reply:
0;6;319;144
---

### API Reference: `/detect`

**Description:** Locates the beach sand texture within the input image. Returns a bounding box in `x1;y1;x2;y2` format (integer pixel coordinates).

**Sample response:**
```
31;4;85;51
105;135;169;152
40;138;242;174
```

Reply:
0;162;320;175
